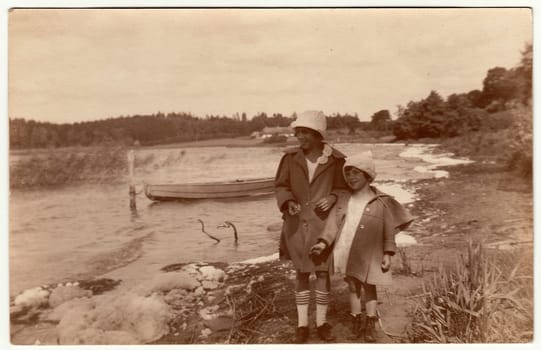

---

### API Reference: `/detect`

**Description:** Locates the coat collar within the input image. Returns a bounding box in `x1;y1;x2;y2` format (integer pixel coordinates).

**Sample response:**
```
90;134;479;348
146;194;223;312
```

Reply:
337;186;391;209
283;145;346;159
285;145;346;183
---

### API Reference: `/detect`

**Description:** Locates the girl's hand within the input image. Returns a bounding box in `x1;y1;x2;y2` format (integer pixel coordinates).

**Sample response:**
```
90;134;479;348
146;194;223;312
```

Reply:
310;241;327;256
315;194;337;212
287;200;301;216
381;254;392;272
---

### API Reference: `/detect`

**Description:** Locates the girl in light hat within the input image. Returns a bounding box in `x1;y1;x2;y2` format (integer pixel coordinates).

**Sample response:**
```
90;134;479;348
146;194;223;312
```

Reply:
275;110;348;343
310;151;413;342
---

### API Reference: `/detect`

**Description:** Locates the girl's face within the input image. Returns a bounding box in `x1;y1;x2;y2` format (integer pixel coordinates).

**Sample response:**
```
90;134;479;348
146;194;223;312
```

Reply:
294;127;322;150
344;166;370;191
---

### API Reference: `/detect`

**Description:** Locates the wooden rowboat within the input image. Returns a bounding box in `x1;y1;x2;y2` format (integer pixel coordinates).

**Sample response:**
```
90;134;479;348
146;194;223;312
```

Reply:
144;177;275;201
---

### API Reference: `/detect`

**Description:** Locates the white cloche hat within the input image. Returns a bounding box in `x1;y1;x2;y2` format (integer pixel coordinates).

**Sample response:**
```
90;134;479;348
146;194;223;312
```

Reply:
290;110;327;138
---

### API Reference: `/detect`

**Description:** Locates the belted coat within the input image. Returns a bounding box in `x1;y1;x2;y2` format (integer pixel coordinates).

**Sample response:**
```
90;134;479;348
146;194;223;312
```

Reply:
318;187;414;285
275;146;347;272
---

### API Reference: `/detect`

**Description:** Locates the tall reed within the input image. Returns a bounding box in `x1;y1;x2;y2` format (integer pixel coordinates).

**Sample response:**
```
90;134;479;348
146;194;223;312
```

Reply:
408;240;533;343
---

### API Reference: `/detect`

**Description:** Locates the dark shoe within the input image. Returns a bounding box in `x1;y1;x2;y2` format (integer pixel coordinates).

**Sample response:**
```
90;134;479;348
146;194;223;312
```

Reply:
364;316;378;343
316;322;336;342
295;326;309;344
350;313;366;340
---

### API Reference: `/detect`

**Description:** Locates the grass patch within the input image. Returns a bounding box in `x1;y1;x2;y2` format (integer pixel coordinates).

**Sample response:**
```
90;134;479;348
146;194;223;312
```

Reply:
9;146;129;188
439;106;532;179
407;241;533;343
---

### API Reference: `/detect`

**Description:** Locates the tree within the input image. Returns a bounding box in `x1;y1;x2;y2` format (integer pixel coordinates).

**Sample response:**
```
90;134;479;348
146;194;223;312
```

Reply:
481;67;518;105
515;42;532;103
466;90;483;108
370;110;392;131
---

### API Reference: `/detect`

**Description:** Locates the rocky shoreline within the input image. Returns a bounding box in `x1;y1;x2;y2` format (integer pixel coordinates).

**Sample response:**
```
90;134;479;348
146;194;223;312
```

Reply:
10;158;533;345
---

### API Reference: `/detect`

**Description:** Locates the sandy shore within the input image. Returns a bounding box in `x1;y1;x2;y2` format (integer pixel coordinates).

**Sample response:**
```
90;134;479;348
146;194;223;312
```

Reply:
9;150;533;345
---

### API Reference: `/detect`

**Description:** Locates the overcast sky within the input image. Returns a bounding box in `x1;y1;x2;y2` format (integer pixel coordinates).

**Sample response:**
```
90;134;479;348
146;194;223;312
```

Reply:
8;8;532;123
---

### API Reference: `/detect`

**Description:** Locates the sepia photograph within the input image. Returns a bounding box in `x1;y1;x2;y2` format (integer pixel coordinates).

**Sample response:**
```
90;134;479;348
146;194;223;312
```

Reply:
4;4;534;347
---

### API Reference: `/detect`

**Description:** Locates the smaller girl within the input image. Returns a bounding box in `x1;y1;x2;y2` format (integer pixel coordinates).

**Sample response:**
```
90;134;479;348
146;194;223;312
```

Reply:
310;151;413;342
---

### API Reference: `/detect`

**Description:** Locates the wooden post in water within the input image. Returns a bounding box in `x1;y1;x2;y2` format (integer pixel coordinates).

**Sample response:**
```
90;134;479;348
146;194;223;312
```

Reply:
128;149;136;211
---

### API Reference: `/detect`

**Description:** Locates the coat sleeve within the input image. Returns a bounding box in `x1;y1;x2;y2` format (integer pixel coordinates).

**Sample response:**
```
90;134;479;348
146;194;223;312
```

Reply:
330;156;348;198
317;204;340;245
275;154;296;212
317;190;348;245
382;197;414;255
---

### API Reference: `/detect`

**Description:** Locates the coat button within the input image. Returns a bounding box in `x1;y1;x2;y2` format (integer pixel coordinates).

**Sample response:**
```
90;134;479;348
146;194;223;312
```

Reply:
360;225;365;229
366;208;370;212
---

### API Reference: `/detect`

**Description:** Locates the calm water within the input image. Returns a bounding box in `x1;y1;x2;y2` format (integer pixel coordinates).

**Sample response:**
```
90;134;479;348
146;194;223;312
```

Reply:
9;143;433;295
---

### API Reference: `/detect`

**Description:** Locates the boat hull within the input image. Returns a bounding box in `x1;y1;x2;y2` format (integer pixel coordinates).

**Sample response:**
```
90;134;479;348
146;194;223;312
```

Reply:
144;177;275;201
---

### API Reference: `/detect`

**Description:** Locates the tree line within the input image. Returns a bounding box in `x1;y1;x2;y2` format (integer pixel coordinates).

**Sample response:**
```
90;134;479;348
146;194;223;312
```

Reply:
9;112;368;149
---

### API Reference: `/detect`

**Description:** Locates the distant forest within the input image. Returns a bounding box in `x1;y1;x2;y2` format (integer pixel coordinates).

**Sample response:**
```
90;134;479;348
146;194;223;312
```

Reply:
9;112;366;149
9;44;531;149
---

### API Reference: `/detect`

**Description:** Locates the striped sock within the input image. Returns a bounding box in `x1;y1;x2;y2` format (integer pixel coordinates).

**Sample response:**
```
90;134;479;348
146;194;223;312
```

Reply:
315;290;330;327
349;292;362;315
295;290;310;327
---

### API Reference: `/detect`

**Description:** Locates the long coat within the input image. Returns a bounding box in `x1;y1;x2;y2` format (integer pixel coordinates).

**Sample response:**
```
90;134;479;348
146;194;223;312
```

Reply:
275;146;347;272
318;187;413;285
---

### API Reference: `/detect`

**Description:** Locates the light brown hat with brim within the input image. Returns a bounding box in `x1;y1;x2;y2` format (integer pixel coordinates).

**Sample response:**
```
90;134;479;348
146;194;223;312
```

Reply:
343;150;377;182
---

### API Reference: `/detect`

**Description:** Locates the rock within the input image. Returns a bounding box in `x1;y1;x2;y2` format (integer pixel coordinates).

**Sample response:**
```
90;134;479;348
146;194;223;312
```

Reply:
199;266;226;282
200;328;212;338
102;330;139;344
61;327;108;345
182;264;200;276
57;305;94;344
49;285;92;308
193;286;205;296
10;305;27;318
164;289;189;307
47;297;95;322
224;284;244;296
11;307;40;324
10;323;59;345
77;278;121;295
92;293;172;343
203;316;234;331
201;281;219;290
14;287;50;308
199;305;219;320
57;292;172;344
135;272;200;296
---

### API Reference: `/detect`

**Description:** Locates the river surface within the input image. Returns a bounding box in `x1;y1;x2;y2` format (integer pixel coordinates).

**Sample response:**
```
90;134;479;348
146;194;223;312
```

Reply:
9;143;446;295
